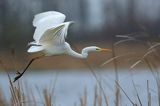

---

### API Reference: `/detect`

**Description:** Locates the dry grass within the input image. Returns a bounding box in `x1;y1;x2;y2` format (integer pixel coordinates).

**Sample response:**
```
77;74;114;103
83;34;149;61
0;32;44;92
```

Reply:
0;76;157;106
0;33;160;106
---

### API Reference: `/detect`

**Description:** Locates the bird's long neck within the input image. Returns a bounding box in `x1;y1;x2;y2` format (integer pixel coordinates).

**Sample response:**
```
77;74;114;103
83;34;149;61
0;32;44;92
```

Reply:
67;47;91;59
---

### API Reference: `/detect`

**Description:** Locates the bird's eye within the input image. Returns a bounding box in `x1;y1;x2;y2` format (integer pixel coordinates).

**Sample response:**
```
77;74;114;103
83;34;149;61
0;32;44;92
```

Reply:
96;48;100;51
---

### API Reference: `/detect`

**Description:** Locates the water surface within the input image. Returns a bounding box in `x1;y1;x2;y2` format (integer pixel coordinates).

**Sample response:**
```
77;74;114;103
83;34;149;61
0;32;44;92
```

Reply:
0;70;158;106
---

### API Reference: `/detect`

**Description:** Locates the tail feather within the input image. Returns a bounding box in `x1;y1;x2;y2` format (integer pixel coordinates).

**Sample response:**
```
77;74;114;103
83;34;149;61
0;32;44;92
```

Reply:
27;46;44;53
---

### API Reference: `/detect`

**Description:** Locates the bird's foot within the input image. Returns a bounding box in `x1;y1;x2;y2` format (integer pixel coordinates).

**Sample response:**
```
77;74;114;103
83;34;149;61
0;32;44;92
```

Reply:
13;71;23;82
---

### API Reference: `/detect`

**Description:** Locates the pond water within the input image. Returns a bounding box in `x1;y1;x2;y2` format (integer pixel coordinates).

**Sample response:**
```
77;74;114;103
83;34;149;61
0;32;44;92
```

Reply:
0;69;158;106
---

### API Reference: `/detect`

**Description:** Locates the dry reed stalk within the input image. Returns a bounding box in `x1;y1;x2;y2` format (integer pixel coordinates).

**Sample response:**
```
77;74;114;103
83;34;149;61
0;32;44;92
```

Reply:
112;36;120;106
98;87;102;106
93;85;97;106
115;86;120;106
35;85;43;103
23;80;37;105
84;87;87;106
114;32;148;47
144;58;160;106
100;52;135;67
130;49;154;69
80;87;87;106
50;72;59;105
29;86;36;105
147;80;151;106
43;89;52;106
148;43;160;51
0;88;7;106
115;81;135;105
7;71;18;105
43;72;59;106
105;95;109;106
130;40;160;69
12;80;27;106
69;40;108;105
74;102;77;106
131;78;142;106
80;97;83;106
84;64;108;106
4;49;24;105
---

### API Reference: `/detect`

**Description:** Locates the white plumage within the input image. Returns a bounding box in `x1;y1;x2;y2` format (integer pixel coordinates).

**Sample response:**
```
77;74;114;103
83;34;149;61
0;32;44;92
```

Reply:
28;11;71;53
14;11;111;82
28;11;110;57
33;11;66;27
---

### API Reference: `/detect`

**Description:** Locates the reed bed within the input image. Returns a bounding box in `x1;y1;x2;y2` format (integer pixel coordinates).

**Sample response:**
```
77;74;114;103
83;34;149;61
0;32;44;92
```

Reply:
0;32;160;106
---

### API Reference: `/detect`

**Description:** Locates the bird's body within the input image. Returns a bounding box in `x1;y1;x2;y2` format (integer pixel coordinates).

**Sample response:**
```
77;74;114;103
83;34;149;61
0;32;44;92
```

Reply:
28;21;72;54
14;11;111;82
28;11;110;58
43;43;67;56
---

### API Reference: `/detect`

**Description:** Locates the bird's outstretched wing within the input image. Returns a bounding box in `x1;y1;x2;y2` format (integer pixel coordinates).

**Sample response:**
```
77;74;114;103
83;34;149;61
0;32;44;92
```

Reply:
33;11;66;27
39;21;74;45
33;11;66;42
39;24;65;44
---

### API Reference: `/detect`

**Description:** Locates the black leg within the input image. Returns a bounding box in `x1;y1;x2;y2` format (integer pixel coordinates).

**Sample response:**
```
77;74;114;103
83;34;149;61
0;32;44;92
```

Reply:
13;55;44;82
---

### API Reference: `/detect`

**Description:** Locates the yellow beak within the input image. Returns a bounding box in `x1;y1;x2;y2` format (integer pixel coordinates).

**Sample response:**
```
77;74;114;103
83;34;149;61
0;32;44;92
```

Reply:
99;48;111;52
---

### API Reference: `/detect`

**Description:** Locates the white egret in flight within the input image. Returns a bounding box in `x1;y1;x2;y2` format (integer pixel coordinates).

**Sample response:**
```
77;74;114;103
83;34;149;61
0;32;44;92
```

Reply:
14;11;111;82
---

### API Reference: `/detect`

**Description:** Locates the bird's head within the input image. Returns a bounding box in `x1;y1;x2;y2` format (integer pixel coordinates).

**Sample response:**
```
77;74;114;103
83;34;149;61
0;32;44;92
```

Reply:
95;47;111;52
83;46;111;53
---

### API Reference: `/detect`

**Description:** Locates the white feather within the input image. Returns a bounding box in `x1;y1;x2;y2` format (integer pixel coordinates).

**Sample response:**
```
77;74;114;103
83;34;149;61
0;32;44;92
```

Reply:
39;21;74;45
33;11;66;42
27;46;44;53
33;11;66;27
39;24;65;44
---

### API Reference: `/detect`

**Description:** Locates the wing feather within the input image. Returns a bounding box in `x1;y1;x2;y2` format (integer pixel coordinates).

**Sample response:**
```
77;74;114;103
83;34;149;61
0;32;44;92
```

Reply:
33;11;66;42
39;24;65;44
39;21;74;45
27;46;44;53
33;11;66;27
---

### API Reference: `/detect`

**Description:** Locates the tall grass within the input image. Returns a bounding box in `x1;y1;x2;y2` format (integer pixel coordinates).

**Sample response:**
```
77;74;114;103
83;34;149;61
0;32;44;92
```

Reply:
0;32;160;105
101;32;160;106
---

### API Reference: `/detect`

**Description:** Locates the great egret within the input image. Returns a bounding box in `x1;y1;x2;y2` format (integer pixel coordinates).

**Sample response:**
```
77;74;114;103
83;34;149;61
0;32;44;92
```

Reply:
14;11;111;82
